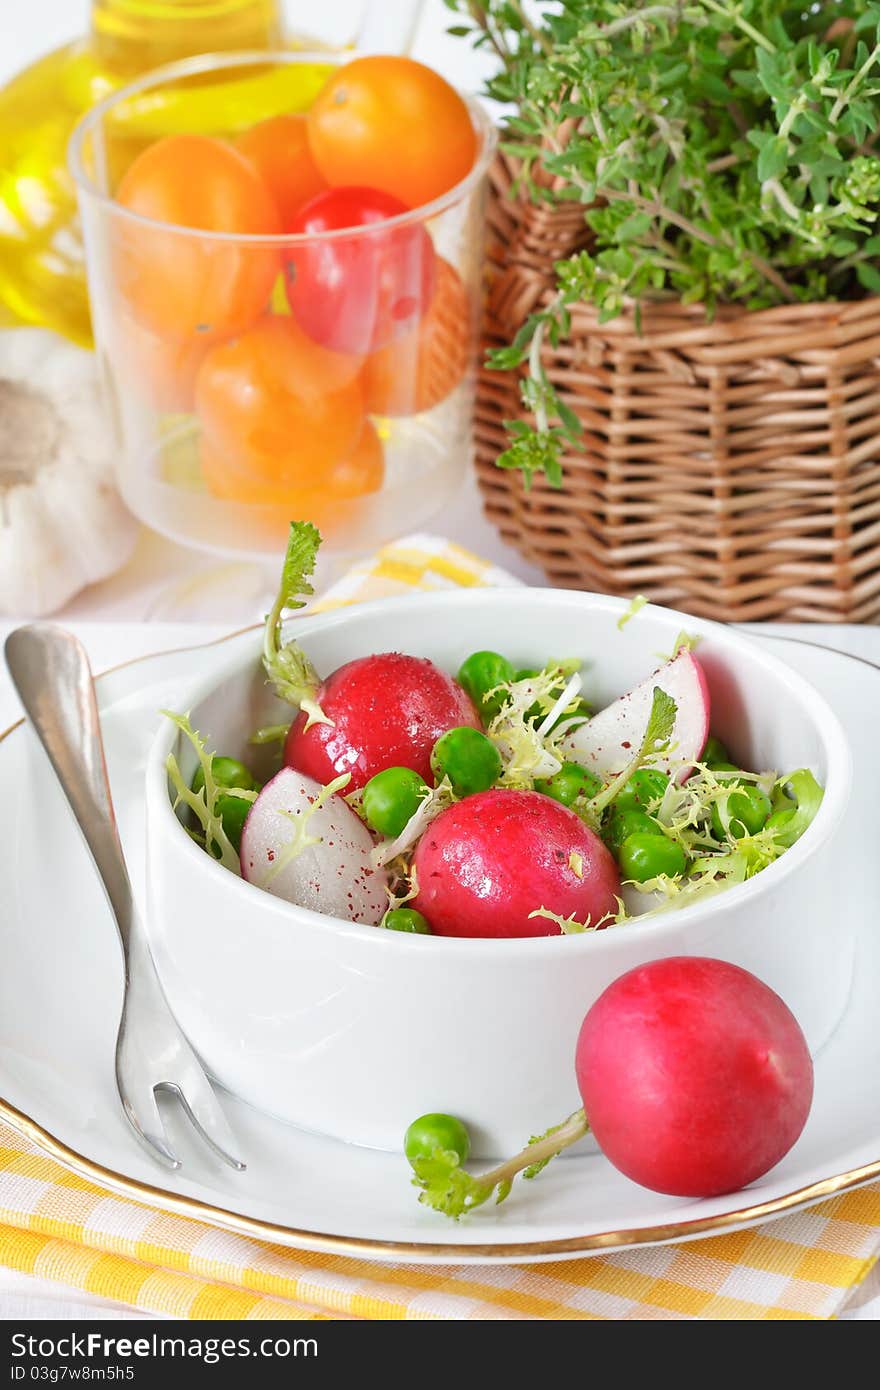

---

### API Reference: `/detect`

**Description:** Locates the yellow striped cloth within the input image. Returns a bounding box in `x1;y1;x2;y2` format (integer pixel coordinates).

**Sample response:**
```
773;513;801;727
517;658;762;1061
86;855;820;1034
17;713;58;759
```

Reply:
0;532;876;1321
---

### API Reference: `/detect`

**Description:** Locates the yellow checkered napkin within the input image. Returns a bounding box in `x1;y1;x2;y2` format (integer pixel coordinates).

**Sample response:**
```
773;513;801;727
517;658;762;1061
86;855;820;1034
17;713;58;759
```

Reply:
0;534;877;1321
0;1129;877;1320
312;533;521;609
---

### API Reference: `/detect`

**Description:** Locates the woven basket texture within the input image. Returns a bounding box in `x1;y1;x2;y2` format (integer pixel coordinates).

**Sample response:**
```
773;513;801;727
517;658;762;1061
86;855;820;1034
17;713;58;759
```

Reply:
475;151;880;623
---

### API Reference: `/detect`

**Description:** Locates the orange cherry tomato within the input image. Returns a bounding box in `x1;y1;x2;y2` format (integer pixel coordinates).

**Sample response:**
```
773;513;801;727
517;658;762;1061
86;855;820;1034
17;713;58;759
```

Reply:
325;419;385;498
362;257;471;416
307;57;477;209
196;316;364;500
202;417;384;509
115;134;280;341
235;114;328;227
114;310;212;412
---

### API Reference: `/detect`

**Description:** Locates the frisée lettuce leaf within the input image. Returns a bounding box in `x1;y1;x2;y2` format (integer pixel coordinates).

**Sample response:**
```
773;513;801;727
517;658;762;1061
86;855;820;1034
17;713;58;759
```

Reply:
262;521;330;729
163;711;256;875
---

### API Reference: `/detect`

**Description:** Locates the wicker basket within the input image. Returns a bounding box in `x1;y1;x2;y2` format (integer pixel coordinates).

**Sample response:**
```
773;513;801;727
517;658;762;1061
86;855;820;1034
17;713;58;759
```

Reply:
475;151;880;623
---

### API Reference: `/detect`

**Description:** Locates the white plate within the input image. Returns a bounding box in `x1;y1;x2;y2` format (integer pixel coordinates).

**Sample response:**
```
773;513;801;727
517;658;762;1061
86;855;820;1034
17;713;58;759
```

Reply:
0;631;877;1265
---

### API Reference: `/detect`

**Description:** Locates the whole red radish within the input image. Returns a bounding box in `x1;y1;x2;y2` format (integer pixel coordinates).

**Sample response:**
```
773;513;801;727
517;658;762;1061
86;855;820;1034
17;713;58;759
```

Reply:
413;788;621;939
576;957;813;1197
284;652;480;791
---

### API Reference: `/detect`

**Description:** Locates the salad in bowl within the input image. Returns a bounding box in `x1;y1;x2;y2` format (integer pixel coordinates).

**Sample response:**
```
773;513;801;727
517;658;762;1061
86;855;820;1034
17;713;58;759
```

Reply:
166;523;825;940
145;525;850;1156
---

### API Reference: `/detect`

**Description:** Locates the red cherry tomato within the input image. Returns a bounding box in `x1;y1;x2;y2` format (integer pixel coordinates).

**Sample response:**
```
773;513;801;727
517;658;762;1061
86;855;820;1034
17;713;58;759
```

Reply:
285;186;436;356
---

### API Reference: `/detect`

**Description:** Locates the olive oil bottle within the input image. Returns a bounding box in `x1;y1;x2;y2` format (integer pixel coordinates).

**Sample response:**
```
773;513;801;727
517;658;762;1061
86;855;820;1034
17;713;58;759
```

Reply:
0;1;304;345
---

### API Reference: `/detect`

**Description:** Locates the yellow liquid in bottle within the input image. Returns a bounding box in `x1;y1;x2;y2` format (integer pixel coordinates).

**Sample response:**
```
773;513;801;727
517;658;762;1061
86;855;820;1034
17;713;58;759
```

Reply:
0;1;335;346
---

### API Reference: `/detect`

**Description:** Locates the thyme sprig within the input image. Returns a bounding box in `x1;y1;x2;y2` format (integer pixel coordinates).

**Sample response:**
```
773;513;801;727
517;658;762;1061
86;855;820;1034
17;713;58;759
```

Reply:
448;0;880;485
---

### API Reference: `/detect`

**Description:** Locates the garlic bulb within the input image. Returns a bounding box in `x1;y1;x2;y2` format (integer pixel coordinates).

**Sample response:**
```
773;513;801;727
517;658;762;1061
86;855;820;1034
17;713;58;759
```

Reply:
0;329;138;616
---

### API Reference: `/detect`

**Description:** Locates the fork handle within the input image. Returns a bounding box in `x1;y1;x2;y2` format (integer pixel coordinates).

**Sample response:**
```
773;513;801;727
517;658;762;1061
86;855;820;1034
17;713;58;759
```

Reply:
5;624;134;959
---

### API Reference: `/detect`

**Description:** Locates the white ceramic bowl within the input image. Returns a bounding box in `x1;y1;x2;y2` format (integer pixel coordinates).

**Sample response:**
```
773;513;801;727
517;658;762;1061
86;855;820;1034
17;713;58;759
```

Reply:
145;591;852;1156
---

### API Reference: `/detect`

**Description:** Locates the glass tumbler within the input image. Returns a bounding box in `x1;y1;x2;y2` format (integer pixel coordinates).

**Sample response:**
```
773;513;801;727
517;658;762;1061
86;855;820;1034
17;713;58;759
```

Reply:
68;51;495;563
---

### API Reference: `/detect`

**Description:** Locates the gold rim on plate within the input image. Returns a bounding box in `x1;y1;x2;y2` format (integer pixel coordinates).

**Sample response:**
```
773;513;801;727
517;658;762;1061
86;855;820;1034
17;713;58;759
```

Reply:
0;625;877;1261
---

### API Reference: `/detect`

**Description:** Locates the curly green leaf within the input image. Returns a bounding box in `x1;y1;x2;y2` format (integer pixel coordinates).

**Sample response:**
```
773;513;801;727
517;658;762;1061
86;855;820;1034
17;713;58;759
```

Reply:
262;521;330;718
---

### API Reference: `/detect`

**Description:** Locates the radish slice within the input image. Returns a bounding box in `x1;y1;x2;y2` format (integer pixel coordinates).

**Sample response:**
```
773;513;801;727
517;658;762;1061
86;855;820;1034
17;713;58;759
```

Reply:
240;768;388;925
559;650;710;782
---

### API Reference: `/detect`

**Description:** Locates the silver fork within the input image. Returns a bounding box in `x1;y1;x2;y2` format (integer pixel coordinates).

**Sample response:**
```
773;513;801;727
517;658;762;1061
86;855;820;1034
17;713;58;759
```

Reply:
5;624;245;1173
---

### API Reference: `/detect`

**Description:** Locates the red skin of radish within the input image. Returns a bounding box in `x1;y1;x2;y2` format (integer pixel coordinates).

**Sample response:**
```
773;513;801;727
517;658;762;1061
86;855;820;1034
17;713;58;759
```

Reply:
575;957;813;1197
413;788;621;939
284;652;480;791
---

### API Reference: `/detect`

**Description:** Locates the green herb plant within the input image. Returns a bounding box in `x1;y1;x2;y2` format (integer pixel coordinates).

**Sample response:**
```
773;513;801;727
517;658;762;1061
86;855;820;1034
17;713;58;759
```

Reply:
447;0;880;485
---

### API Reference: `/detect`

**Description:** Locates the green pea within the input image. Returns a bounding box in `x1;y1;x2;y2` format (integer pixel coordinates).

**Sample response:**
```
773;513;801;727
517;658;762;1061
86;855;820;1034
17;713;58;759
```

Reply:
382;908;431;934
535;760;601;808
192;756;259;854
363;767;429;839
702;735;730;768
457;650;515;721
431;726;502;797
619;833;687;883
614;768;669;812
605;807;661;854
216;794;253;853
711;785;772;840
404;1113;470;1169
192;755;259;796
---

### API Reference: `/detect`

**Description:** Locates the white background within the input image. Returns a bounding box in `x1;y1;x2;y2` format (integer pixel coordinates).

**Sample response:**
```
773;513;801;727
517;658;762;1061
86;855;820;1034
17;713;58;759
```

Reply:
0;1;495;87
